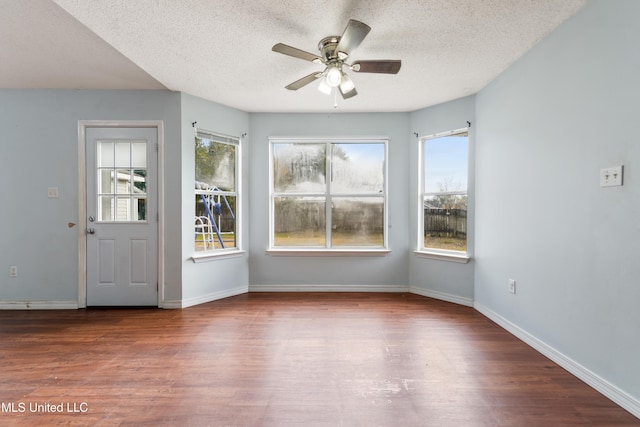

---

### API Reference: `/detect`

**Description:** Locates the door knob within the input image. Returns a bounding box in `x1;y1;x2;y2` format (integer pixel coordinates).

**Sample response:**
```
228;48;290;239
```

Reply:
88;216;95;222
87;228;95;235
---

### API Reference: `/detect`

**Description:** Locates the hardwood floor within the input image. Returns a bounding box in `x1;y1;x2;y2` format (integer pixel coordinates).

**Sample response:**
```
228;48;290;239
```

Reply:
0;293;637;426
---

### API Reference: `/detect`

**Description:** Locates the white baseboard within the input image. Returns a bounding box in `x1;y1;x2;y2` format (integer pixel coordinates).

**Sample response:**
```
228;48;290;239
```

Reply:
474;302;640;419
0;300;79;310
162;285;249;309
249;284;409;293
246;285;475;308
409;287;474;307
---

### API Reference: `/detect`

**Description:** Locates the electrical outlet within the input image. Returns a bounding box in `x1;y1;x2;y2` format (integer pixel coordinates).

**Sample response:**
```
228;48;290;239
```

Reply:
47;187;59;198
509;279;516;294
10;266;18;277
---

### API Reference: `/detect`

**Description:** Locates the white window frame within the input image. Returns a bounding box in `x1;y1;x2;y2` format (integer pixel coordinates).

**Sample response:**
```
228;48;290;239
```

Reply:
267;137;390;256
192;128;243;262
416;128;470;263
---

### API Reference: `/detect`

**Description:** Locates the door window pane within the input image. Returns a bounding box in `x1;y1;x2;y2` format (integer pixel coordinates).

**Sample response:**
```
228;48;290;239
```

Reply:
115;142;130;167
116;170;131;193
99;141;114;167
100;196;114;221
133;170;147;193
134;198;147;221
116;197;130;221
100;170;114;193
131;142;147;168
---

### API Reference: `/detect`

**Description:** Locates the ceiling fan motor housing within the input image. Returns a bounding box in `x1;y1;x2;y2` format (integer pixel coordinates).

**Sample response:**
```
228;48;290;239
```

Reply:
319;36;342;63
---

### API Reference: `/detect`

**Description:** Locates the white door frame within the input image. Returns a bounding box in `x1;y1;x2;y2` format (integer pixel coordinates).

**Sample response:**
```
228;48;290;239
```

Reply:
78;120;165;308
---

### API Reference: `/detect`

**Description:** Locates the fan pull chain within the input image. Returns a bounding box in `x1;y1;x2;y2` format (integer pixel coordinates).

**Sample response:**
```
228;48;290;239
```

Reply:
333;88;338;108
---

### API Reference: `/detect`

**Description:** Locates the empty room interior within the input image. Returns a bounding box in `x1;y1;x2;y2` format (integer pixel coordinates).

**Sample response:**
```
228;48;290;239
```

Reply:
1;0;639;425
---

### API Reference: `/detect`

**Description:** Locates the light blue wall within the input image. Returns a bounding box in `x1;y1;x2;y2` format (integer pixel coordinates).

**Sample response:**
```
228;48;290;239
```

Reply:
409;96;476;303
475;0;640;403
248;113;411;289
179;93;250;303
0;89;182;303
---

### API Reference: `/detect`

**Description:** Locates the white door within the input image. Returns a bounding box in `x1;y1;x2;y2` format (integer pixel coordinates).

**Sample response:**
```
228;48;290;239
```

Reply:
86;127;158;306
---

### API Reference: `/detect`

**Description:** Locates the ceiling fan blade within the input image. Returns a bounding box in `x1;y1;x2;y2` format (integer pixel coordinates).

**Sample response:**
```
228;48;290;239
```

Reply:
285;72;322;90
339;86;358;99
336;19;371;55
272;43;322;63
352;60;401;74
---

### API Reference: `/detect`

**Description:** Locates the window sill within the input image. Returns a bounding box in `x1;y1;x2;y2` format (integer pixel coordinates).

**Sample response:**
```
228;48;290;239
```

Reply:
266;248;391;257
191;249;245;263
413;250;470;264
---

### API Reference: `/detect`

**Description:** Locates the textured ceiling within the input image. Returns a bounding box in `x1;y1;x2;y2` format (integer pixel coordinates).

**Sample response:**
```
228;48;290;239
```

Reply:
1;0;586;112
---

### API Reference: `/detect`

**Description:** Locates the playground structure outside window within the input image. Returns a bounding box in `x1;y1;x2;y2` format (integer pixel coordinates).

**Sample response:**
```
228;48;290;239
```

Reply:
268;138;388;251
194;129;240;256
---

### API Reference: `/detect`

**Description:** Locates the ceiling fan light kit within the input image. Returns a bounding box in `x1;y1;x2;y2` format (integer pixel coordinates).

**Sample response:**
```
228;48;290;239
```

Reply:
325;66;342;87
317;78;332;95
339;73;355;93
272;19;401;101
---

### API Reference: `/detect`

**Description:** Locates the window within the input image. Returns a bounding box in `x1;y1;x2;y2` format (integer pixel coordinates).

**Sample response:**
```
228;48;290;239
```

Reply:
419;129;469;255
195;129;239;253
97;139;147;222
270;139;387;250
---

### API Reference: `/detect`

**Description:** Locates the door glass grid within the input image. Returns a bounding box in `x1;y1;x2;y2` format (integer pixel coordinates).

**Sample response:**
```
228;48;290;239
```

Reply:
97;140;147;222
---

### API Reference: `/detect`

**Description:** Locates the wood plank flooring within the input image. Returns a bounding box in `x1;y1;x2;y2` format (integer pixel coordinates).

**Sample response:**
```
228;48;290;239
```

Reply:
0;293;637;426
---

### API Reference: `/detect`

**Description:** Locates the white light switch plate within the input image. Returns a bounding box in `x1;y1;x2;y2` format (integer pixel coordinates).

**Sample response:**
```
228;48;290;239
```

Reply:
600;166;623;187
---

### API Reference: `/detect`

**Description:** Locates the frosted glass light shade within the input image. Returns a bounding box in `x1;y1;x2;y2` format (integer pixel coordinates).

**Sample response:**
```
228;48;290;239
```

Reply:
326;66;342;87
318;78;332;95
339;74;355;93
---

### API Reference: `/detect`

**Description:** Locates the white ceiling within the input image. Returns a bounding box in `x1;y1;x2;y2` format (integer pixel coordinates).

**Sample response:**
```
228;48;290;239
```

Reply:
0;0;586;113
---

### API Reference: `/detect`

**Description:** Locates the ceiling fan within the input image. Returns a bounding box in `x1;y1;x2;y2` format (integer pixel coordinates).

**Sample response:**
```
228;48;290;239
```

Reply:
272;19;401;99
